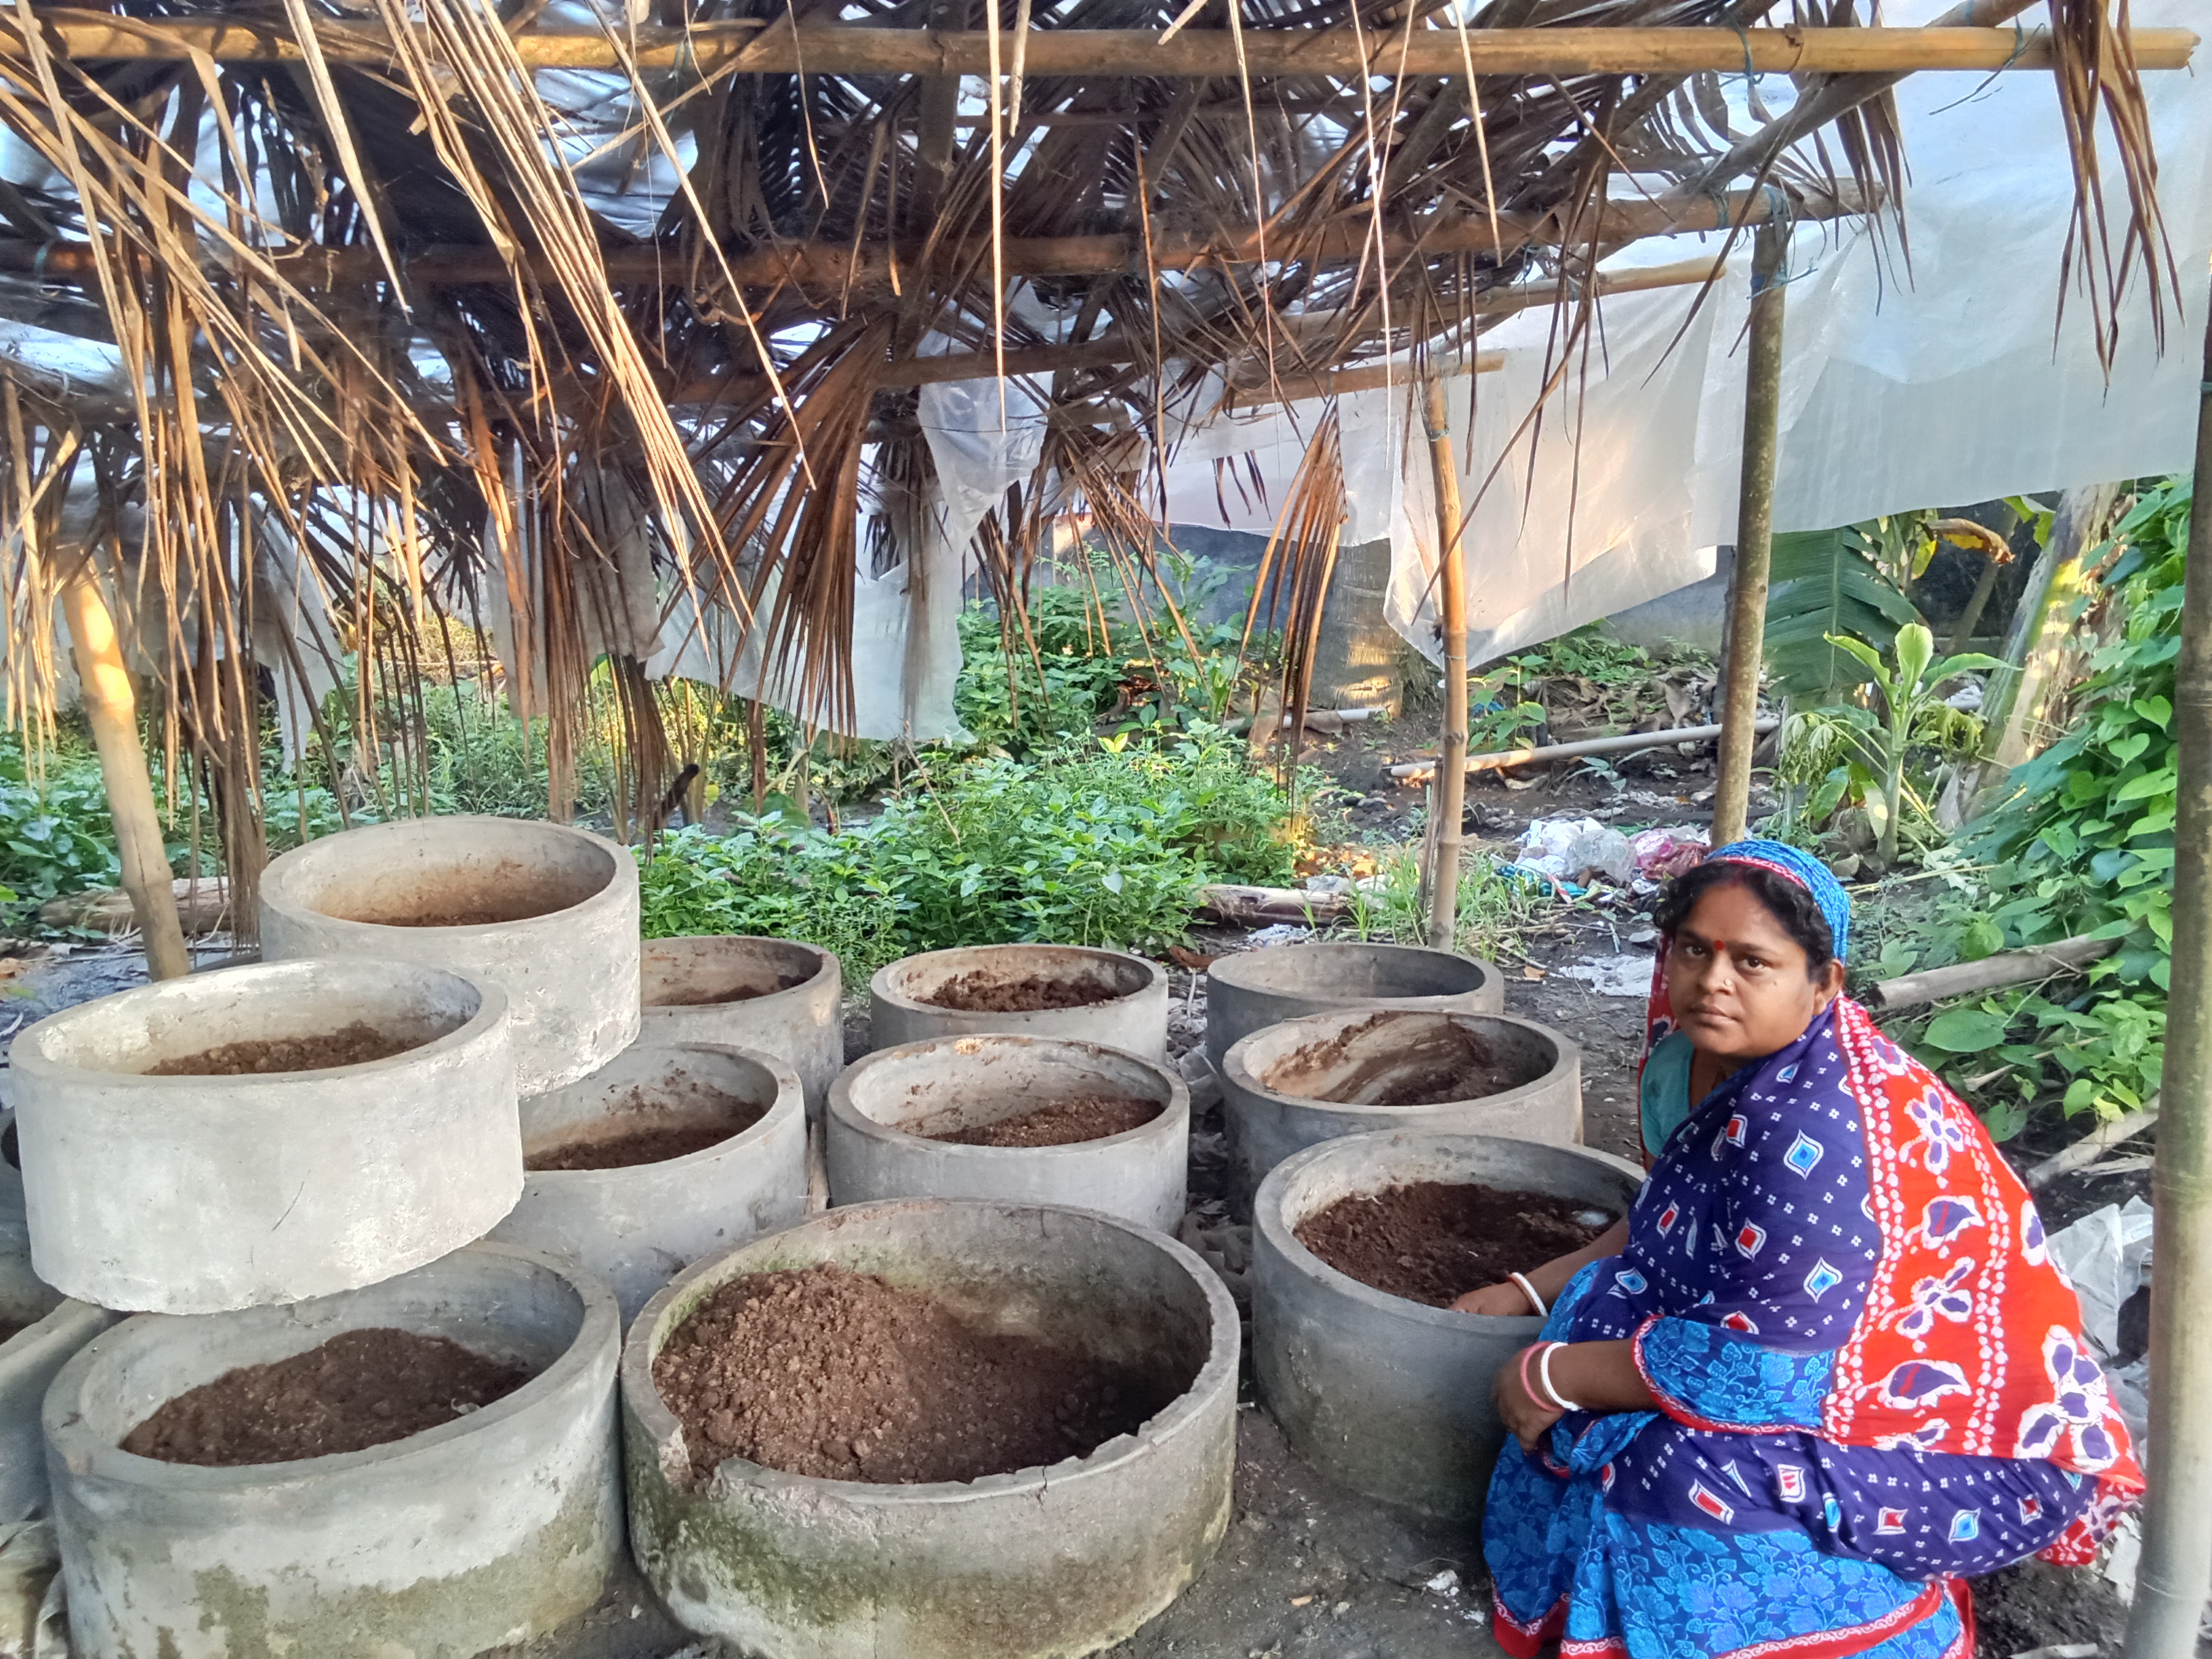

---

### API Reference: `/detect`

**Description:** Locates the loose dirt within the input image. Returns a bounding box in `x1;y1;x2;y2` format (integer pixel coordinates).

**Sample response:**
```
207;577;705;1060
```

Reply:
649;972;806;1007
526;1122;736;1170
920;970;1121;1012
1294;1181;1615;1307
653;1263;1175;1483
920;1094;1163;1147
1267;1015;1536;1106
123;1327;531;1466
145;1021;425;1075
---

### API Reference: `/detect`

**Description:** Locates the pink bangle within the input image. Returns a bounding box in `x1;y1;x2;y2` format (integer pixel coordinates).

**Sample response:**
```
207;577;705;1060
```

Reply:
1516;1345;1555;1417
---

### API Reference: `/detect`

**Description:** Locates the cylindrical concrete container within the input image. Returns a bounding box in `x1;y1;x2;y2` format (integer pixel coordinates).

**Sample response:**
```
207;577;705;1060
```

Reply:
260;816;640;1093
623;1198;1239;1658
1221;1007;1580;1214
10;958;518;1314
641;936;844;1118
490;1042;808;1324
827;1036;1188;1232
0;1211;112;1523
1204;942;1504;1072
1253;1130;1641;1521
45;1244;623;1659
870;945;1168;1060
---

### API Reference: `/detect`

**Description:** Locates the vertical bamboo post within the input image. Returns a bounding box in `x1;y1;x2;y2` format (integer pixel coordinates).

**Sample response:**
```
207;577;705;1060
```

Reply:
2121;295;2212;1659
1709;222;1788;849
1421;361;1469;951
60;566;189;981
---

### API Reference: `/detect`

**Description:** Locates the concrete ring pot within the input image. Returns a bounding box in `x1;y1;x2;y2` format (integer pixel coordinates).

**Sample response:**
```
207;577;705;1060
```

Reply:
1221;1007;1580;1215
641;936;844;1118
489;1042;808;1324
0;1214;112;1524
1204;941;1504;1071
826;1036;1188;1232
260;816;640;1093
45;1243;623;1659
622;1198;1239;1658
1252;1130;1641;1522
870;945;1168;1060
9;958;518;1314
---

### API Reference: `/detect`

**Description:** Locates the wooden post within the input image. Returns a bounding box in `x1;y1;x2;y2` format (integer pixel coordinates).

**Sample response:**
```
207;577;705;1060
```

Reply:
2120;288;2212;1659
1987;482;2119;768
60;566;190;981
1709;222;1788;849
1421;362;1469;951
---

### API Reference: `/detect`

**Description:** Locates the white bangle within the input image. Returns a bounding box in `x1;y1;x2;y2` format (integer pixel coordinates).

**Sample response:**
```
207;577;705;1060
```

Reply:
1536;1341;1582;1414
1508;1272;1548;1317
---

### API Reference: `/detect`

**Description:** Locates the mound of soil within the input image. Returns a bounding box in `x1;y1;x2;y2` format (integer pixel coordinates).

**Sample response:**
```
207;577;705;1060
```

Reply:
1269;1017;1533;1107
146;1021;424;1076
651;972;808;1008
920;1094;1164;1147
920;971;1120;1013
1294;1181;1614;1307
526;1122;736;1170
653;1263;1174;1483
123;1328;531;1466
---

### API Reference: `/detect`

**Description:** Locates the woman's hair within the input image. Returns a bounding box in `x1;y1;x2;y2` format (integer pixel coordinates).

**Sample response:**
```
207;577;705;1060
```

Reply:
1653;861;1836;977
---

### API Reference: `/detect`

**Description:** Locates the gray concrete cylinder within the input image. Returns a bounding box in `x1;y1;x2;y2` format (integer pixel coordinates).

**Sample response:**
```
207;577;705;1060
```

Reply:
641;936;844;1118
260;816;641;1093
0;1211;112;1523
45;1244;623;1659
1204;942;1504;1073
1252;1130;1641;1521
1221;1008;1580;1215
489;1042;808;1324
9;958;518;1314
870;945;1168;1059
622;1198;1239;1658
826;1036;1188;1232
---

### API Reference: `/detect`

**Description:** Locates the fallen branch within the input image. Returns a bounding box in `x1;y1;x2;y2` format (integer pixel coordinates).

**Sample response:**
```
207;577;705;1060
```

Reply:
2027;1101;2158;1191
1197;883;1351;927
39;876;231;938
1388;718;1778;783
1862;933;2119;1012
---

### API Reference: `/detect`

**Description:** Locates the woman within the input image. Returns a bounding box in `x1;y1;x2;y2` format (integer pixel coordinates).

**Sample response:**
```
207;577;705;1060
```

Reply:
1456;839;2139;1659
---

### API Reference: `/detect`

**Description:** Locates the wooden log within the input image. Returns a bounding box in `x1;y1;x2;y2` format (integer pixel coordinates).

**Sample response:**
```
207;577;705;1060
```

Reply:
1386;717;1779;781
2025;1101;2158;1191
39;876;232;937
1860;933;2119;1012
18;16;2196;76
59;569;190;981
1197;882;1351;926
0;190;1864;297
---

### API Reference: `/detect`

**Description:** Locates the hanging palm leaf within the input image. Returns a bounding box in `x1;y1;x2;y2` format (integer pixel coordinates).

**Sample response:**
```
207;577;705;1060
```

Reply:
1763;526;1923;701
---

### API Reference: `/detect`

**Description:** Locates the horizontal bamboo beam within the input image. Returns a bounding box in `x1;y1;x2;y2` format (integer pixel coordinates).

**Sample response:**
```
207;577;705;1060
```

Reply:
14;15;2197;76
0;186;1857;295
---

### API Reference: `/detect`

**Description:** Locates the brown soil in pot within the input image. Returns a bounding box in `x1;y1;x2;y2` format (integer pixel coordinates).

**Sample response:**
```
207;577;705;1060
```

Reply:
1294;1181;1615;1307
527;1122;737;1170
123;1328;531;1466
918;970;1122;1013
1265;1015;1536;1106
650;971;808;1007
916;1094;1164;1147
144;1021;426;1076
653;1263;1174;1483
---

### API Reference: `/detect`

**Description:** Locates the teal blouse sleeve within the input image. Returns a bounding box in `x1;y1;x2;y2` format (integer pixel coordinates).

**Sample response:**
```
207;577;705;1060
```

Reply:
1638;1030;1696;1160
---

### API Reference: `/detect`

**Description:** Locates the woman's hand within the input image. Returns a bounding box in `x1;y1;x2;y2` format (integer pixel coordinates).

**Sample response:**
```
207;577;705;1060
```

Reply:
1495;1345;1565;1452
1452;1282;1538;1317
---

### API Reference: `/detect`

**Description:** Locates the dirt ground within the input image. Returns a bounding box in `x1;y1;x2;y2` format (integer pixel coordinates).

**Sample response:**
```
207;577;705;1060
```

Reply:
0;738;2154;1656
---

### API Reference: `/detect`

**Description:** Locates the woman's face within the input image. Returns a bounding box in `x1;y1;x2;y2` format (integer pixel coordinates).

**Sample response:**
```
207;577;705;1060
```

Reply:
1665;880;1847;1064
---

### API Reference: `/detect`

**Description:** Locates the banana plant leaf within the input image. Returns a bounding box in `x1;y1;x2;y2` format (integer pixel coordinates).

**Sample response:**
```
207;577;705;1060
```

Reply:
1763;527;1924;701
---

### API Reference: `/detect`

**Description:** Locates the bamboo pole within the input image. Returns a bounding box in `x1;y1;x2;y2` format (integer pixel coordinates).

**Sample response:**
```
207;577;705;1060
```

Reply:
2121;289;2212;1659
59;567;189;982
1420;362;1469;953
1709;222;1788;851
14;16;2195;75
1386;717;1780;781
0;186;1864;295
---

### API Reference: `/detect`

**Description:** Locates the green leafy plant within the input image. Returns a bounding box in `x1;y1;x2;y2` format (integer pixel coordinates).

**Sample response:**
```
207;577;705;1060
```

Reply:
1763;525;1925;701
1776;623;1997;868
0;742;121;920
